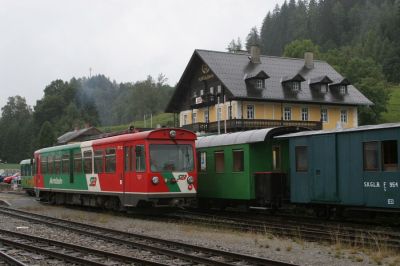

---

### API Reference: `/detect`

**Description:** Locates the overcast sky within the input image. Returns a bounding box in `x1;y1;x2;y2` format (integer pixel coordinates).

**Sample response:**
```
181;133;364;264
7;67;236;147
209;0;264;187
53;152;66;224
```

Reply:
0;0;284;109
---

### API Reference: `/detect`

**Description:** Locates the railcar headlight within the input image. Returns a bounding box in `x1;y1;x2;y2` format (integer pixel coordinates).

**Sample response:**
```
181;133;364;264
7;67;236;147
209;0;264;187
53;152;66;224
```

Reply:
187;176;194;184
151;176;159;185
169;130;176;138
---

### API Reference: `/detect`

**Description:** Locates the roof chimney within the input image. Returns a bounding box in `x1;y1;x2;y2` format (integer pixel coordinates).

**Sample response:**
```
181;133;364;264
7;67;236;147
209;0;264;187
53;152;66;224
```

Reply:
249;45;261;64
304;52;314;69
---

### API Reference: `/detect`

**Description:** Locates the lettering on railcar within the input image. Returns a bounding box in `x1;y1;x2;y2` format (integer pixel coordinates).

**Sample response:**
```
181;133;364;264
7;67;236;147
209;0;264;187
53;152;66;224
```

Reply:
49;177;63;185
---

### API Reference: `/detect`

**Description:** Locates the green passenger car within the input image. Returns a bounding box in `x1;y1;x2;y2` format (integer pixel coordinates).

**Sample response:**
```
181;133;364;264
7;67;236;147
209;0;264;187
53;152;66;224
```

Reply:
280;123;400;211
20;159;35;195
196;126;306;208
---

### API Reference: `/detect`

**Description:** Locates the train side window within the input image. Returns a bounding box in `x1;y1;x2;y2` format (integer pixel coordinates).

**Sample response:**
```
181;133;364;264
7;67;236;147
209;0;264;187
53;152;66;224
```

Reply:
62;153;70;174
74;152;83;173
130;146;136;171
54;155;61;175
363;142;379;171
135;145;146;172
382;140;398;171
105;148;116;173
215;151;224;173
295;146;308;172
124;147;130;172
232;150;244;172
83;151;93;174
272;145;281;171
40;157;47;174
94;150;104;174
48;156;54;174
198;151;207;172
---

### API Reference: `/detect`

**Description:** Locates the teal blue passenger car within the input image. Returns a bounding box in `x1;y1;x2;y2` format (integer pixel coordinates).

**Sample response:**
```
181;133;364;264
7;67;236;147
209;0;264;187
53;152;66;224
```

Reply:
279;123;400;211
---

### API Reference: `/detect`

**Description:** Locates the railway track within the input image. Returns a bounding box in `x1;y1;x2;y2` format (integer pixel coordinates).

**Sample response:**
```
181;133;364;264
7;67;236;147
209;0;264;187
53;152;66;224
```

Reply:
0;206;294;266
0;227;164;265
132;209;400;250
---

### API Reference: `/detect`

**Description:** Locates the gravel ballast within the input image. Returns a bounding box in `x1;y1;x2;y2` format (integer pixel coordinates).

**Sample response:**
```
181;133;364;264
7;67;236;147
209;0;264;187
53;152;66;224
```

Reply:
0;191;399;266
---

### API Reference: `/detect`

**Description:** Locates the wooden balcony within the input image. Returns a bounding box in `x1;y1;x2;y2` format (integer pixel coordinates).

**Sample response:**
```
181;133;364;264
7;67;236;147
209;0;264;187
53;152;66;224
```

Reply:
182;118;322;133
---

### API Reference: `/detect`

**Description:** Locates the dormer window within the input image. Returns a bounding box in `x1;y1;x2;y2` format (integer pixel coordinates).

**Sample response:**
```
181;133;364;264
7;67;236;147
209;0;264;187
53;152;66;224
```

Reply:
339;85;347;95
292;82;300;92
321;84;328;93
256;79;264;89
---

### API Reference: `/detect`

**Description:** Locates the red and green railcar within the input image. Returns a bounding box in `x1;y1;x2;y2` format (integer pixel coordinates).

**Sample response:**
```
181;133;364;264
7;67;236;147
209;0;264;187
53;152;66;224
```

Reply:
20;159;35;196
34;128;197;208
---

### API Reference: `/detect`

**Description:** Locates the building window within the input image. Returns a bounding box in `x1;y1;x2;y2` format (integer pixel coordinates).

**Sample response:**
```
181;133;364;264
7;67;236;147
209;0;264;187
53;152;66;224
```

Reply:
321;84;328;93
301;107;309;121
215;151;224;173
217;85;222;94
209;87;214;94
192;112;197;123
292;82;300;91
284;107;291;121
339;85;347;94
217;107;222;121
247;105;254;119
272;145;281;171
183;114;187;125
321;108;328;122
193;91;197;98
105;148;116;173
198;151;207;172
200;89;204;96
363;142;379;171
382;140;398;171
227;105;232;120
340;109;347;123
233;150;244;172
295;146;308;172
204;110;209;123
256;79;263;89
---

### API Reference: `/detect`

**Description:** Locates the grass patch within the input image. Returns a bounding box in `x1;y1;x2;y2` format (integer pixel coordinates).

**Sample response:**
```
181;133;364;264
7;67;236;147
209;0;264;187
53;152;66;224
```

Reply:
382;85;400;122
100;113;175;133
0;163;19;170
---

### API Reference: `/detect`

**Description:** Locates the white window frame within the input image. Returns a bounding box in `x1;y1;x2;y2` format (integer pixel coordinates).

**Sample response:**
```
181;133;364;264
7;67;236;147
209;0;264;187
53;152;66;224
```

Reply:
192;112;197;123
247;105;255;119
321;108;328;123
284;107;291;121
321;84;328;93
340;109;348;123
301;107;309;121
204;110;209;123
339;85;347;94
183;114;188;125
227;105;232;120
217;107;222;121
292;82;300;91
256;79;263;89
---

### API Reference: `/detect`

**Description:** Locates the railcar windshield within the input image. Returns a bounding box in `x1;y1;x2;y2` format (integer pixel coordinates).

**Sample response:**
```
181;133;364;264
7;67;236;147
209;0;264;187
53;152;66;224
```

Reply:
149;144;194;172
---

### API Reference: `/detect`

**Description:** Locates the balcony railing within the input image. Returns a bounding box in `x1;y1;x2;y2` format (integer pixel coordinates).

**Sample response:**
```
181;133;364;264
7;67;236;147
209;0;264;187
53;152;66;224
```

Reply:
182;118;322;133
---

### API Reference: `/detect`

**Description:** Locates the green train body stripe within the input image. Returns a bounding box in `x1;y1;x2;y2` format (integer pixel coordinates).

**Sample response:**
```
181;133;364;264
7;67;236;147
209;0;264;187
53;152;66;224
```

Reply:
161;172;181;192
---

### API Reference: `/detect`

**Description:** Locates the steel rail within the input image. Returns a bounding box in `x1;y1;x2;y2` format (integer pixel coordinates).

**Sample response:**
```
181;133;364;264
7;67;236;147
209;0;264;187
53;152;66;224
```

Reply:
0;206;295;266
0;228;166;266
0;250;28;266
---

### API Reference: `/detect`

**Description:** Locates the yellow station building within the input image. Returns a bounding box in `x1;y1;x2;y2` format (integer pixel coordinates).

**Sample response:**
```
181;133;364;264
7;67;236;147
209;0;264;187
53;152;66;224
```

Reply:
166;47;372;133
